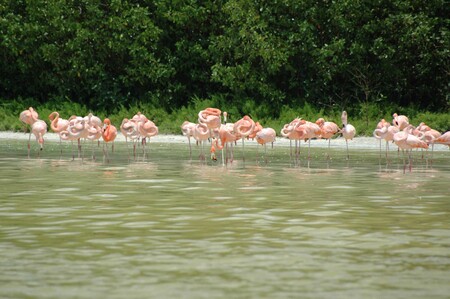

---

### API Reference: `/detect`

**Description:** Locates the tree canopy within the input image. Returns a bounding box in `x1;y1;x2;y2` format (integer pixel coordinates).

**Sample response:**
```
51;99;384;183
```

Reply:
1;0;448;115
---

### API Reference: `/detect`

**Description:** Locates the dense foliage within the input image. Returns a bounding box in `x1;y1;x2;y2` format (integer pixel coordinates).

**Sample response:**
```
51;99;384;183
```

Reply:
1;0;449;118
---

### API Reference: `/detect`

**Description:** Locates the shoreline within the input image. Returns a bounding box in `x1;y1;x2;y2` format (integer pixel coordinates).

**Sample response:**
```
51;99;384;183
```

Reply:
0;131;448;151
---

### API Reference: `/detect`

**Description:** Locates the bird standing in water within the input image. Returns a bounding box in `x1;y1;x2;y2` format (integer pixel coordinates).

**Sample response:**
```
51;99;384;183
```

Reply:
341;111;356;160
102;118;117;162
30;119;47;158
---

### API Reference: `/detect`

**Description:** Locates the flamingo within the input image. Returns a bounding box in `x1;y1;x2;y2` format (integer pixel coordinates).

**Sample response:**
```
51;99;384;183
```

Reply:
120;118;139;159
293;120;321;163
60;119;86;160
416;122;441;163
198;108;221;137
233;115;255;163
222;112;236;133
132;111;148;124
193;122;210;161
373;119;389;159
416;122;442;149
67;115;89;158
138;118;158;159
84;113;103;148
49;111;69;157
373;122;399;162
102;118;117;162
281;118;303;163
316;118;339;159
19;107;39;127
393;130;428;173
19;107;39;154
29;119;47;158
432;131;450;148
86;123;102;160
255;127;276;164
84;113;102;128
341;111;356;160
215;122;239;165
392;113;409;130
181;121;196;159
248;121;263;140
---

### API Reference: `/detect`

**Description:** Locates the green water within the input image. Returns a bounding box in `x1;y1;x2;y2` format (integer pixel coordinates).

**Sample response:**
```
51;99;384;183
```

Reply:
0;139;449;299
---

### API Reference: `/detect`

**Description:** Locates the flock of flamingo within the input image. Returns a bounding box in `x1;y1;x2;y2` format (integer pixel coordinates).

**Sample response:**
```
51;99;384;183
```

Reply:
18;107;449;170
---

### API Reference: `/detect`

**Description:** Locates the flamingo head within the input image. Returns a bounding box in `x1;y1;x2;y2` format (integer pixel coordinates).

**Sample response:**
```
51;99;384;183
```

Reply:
48;111;58;121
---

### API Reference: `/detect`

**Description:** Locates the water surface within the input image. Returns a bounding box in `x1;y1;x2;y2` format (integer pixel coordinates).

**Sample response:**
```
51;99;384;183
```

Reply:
0;139;449;298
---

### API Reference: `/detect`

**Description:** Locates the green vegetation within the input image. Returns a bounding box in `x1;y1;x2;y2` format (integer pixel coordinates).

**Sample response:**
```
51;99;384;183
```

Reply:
1;1;449;135
1;98;449;136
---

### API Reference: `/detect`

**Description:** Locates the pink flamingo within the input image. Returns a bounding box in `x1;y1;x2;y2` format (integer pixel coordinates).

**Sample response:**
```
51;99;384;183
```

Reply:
416;122;442;145
233;115;255;162
393;130;428;173
341;111;356;160
392;113;409;130
84;113;102;127
102;118;117;162
29;119;47;158
256;127;276;164
181;121;196;159
281;118;303;163
248;121;263;140
120;118;139;159
60;119;86;160
198;108;222;137
293;120;321;163
316;117;339;159
214;122;239;165
19;107;39;154
412;122;441;161
432;131;450;148
132;111;148;124
49;111;69;156
19;107;39;127
138;119;158;159
193;122;210;160
373;122;399;162
86;123;102;160
84;113;103;149
373;119;389;159
67;115;89;158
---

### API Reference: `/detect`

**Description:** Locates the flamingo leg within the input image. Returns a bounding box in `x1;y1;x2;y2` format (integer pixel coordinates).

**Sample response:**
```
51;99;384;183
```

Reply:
124;136;130;160
308;139;311;160
408;150;412;172
327;138;331;160
188;137;192;159
307;139;311;168
402;149;406;174
199;141;205;161
71;141;75;161
221;148;225;166
290;140;294;164
430;143;434;167
241;139;245;163
346;139;349;160
379;139;382;161
264;143;268;164
59;137;63;159
103;143;110;163
385;140;390;164
27;131;32;158
77;138;82;158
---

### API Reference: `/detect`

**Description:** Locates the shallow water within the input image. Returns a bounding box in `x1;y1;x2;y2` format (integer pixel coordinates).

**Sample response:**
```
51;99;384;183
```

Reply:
0;139;449;299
